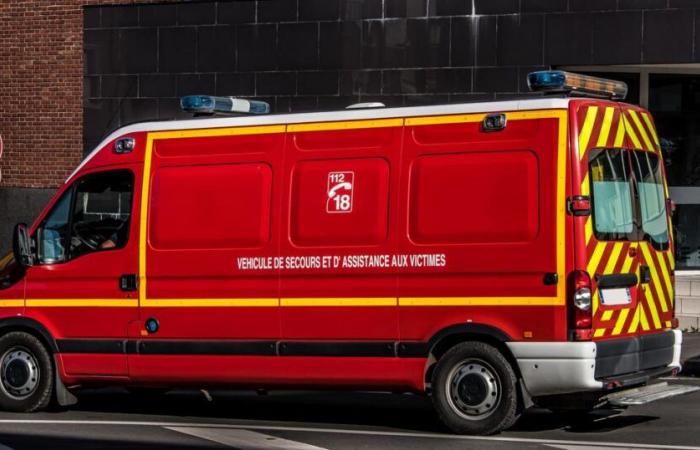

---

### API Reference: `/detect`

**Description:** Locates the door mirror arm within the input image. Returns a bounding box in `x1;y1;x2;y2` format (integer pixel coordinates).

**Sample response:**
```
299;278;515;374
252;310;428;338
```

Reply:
12;223;35;268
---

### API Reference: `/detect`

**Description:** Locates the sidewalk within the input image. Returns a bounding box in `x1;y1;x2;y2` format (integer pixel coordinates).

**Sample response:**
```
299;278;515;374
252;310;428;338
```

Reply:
681;332;700;375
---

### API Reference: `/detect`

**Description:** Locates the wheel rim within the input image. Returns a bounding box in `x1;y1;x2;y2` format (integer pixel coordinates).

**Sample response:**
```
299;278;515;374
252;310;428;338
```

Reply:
0;347;40;400
445;359;501;421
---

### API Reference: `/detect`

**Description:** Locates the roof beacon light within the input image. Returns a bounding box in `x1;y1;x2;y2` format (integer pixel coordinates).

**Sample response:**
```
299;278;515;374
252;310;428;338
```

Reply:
180;95;270;115
527;70;628;100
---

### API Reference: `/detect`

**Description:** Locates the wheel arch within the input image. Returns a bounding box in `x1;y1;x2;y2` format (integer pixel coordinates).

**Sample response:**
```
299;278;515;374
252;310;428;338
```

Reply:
424;323;521;387
0;317;58;353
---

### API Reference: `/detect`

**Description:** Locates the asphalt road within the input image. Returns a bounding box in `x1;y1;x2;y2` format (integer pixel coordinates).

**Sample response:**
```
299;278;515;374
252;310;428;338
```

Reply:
0;336;698;450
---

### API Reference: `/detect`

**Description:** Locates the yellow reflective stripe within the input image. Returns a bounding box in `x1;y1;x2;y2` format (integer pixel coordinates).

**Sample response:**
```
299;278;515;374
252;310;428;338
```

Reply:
628;110;654;151
613;117;626;147
399;297;562;306
596;107;615;147
0;300;24;307
656;252;675;308
628;307;641;333
623;113;643;149
282;298;395;307
639;306;650;331
405;109;567;127
621;244;636;273
578;106;598;160
641;112;660;148
26;299;138;307
612;308;630;335
150;125;286;141
587;243;607;275
581;172;590;196
585;217;593;246
644;287;662;329
594;329;606;338
143;298;278;307
603;243;623;274
288;119;403;133
639;244;669;312
601;310;613;321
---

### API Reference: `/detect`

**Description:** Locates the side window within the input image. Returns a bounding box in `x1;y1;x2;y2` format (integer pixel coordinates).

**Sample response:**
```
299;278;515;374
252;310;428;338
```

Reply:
36;171;134;264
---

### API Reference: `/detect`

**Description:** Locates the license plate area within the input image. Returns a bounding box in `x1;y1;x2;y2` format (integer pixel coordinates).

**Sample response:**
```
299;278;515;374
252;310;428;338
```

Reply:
600;287;632;306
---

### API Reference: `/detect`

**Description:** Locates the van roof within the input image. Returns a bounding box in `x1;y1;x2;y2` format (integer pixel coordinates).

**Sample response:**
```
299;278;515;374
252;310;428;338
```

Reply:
72;97;574;183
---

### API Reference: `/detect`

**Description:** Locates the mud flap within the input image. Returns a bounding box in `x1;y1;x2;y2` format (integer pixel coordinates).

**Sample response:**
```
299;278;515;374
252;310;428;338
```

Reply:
53;356;78;407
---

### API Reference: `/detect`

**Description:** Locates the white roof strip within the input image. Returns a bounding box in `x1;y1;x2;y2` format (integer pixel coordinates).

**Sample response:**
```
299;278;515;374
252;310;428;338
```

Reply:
69;98;571;183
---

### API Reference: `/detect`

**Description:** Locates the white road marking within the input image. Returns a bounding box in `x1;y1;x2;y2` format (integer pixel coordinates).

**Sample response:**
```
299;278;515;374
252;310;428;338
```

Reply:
167;426;327;450
0;420;696;450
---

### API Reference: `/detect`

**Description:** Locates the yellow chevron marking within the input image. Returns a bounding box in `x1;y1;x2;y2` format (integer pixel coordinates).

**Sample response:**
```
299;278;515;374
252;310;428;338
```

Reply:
593;289;600;315
585;217;593;246
601;310;614;321
621;244;636;273
578;106;598;160
612;308;630;335
623;113;643;149
644;287;662;329
656;251;675;309
629;110;654;151
628;307;641;333
613;116;626;147
641;112;661;148
603;242;623;274
640;244;669;313
594;329;606;338
596;107;615;147
581;172;590;196
639;306;650;331
587;243;607;276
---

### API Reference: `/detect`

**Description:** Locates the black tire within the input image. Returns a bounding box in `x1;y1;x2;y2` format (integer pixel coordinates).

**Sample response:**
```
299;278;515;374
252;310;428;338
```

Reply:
0;332;53;412
431;341;519;435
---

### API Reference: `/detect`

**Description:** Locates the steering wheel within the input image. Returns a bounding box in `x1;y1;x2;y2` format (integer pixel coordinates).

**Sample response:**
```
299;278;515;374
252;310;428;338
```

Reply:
72;223;102;250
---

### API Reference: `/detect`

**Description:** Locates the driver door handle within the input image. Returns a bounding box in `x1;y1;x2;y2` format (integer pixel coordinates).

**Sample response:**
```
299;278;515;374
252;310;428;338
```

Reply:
119;274;138;292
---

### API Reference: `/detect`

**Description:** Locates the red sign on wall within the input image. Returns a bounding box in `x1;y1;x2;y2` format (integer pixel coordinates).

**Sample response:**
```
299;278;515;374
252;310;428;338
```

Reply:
327;171;354;213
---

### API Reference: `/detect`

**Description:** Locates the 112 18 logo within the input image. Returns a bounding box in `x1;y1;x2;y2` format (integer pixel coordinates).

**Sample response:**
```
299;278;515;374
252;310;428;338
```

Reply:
327;171;354;213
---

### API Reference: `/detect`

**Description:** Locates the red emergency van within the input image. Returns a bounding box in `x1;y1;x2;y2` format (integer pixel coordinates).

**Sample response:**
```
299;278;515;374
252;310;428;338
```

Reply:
0;71;690;435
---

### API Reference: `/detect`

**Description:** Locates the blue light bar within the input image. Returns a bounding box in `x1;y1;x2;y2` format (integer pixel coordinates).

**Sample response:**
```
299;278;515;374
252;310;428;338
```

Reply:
180;95;270;115
527;70;628;100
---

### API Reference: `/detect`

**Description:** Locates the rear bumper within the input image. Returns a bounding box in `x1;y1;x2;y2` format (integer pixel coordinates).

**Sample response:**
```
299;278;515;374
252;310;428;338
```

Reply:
507;329;681;397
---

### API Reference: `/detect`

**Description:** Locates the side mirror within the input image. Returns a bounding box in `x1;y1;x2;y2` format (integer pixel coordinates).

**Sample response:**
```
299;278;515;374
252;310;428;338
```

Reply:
12;223;34;267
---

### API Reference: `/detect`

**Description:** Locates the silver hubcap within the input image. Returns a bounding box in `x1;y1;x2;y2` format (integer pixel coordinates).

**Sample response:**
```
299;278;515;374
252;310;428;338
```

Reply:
1;348;40;400
446;359;501;420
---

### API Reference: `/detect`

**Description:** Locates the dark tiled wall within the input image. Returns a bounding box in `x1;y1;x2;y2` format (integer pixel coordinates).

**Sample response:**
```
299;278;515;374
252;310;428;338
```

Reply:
84;0;700;153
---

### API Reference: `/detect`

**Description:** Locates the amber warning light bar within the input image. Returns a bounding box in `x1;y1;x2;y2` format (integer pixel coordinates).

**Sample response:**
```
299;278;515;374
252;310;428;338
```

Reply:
527;70;628;100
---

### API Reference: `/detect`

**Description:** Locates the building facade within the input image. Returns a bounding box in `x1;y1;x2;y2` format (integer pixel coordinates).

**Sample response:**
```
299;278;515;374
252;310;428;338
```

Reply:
1;0;700;326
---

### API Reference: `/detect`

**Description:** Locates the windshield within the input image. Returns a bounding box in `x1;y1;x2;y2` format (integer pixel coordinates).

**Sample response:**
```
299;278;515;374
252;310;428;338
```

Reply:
631;151;670;249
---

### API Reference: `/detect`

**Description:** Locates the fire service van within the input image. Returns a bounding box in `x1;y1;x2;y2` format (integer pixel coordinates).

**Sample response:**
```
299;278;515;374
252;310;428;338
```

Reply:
0;71;695;435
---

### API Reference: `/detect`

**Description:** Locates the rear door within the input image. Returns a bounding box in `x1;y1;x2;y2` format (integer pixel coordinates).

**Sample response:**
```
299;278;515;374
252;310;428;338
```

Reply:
577;102;641;339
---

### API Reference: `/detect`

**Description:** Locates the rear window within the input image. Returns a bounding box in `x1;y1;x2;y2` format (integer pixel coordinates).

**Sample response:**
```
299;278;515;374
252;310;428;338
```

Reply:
589;149;635;240
632;151;670;249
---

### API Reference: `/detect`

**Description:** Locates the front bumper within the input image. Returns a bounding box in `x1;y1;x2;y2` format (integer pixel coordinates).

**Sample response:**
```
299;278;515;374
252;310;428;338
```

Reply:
506;329;681;397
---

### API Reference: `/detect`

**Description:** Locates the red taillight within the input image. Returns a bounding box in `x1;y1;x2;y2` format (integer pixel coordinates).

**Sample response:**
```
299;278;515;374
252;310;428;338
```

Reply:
570;270;593;341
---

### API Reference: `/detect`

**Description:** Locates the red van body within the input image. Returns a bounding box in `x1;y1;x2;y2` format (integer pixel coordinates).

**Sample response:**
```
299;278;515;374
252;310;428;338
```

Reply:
0;96;681;433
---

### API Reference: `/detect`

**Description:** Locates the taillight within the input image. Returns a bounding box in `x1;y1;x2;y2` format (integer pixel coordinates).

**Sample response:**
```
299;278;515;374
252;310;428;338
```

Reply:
570;270;593;341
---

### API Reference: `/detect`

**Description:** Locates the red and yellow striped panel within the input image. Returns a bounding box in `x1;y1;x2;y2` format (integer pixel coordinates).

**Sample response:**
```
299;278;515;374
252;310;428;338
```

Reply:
576;103;675;338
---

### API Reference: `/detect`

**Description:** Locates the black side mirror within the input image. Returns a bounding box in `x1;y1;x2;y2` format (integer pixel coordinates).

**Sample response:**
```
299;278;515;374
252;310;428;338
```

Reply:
12;223;34;267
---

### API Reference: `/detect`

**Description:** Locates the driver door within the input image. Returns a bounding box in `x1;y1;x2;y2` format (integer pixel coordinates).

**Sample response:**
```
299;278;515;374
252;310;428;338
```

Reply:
24;169;139;377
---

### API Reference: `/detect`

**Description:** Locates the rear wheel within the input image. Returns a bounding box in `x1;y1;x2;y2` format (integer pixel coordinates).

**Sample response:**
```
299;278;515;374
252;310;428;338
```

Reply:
431;342;519;435
0;332;53;412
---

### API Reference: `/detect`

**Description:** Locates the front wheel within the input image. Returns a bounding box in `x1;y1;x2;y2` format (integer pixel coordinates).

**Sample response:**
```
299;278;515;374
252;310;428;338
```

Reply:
0;332;53;412
431;342;519;435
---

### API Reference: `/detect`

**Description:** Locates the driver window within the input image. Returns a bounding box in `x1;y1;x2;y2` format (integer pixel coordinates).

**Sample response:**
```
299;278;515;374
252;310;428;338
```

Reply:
36;170;134;264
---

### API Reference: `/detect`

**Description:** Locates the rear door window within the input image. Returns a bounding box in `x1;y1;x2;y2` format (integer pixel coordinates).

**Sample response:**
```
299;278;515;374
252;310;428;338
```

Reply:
631;151;670;250
589;149;635;241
